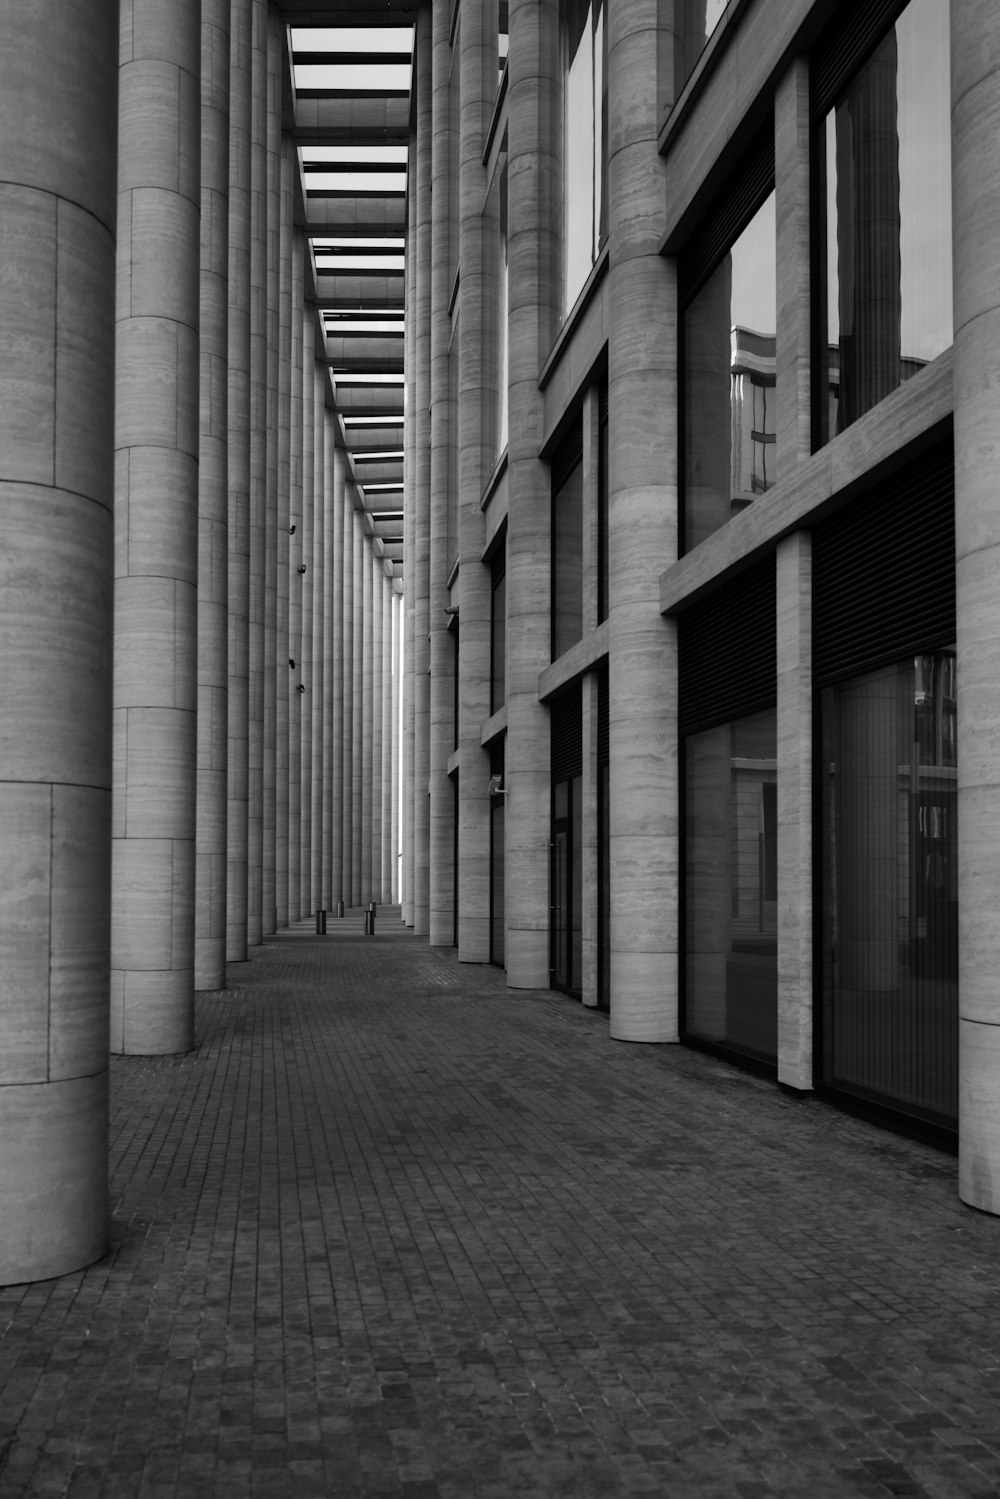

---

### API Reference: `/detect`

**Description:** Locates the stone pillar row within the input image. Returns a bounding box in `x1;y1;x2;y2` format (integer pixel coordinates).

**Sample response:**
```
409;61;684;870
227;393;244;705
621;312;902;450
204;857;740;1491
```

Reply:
0;0;402;1284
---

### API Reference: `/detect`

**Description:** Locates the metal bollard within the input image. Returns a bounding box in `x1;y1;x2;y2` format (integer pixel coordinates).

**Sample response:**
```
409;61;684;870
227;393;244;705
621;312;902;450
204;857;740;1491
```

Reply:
364;908;375;936
315;909;327;935
336;900;344;918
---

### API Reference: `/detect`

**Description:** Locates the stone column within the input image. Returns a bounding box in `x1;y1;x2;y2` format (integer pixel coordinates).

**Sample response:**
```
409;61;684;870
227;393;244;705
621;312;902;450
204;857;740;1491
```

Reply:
392;589;402;905
362;532;375;903
352;509;365;906
195;0;231;992
412;3;433;936
456;0;497;963
777;533;812;1089
323;415;339;912
275;132;293;928
775;58;811;475
372;553;385;903
428;0;456;944
341;488;356;907
311;366;326;914
287;232;304;921
0;0;116;1282
113;0;200;1052
262;5;281;936
331;444;346;908
505;0;559;988
299;304;315;918
382;573;395;901
226;0;252;963
246;0;266;949
607;0;678;1040
954;0;1000;1211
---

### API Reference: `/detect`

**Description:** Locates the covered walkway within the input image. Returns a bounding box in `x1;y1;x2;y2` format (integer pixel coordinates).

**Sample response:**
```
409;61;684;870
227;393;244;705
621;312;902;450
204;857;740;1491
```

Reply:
1;922;999;1498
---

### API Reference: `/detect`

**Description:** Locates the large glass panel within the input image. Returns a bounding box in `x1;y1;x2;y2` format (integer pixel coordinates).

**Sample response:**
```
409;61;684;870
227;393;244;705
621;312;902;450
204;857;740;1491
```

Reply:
598;760;610;1009
490;550;506;713
485;142;509;464
551;774;582;996
597;394;608;623
821;653;957;1125
490;740;506;966
674;0;728;99
560;0;607;315
552;455;584;659
683;192;776;551
685;708;777;1062
815;0;952;445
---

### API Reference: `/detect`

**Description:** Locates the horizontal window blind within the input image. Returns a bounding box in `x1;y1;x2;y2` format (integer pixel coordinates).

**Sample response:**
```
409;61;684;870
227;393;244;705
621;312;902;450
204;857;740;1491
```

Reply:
551;682;583;782
812;441;955;685
678;556;777;736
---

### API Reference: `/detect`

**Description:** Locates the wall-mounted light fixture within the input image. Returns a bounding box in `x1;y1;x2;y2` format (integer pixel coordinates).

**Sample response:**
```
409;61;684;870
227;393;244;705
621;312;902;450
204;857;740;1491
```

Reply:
298;564;307;574
289;658;295;669
297;684;306;694
488;774;508;797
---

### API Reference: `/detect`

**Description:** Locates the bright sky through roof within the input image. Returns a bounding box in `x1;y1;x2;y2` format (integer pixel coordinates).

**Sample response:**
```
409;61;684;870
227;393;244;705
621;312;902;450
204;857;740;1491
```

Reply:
291;27;413;52
306;172;407;192
302;149;408;166
294;64;412;90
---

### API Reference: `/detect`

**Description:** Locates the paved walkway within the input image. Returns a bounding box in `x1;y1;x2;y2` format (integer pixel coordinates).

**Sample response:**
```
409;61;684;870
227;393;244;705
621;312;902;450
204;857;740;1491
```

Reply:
2;914;1000;1498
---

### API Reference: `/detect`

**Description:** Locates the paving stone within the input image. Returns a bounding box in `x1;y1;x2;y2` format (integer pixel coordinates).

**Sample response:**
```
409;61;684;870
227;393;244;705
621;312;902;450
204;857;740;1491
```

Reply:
2;912;1000;1494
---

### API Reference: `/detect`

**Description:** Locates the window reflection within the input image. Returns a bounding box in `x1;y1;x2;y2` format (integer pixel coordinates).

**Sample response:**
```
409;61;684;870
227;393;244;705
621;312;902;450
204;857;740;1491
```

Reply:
683;192;776;551
821;652;957;1125
674;0;728;99
560;0;607;315
685;707;777;1063
814;0;952;444
485;140;509;463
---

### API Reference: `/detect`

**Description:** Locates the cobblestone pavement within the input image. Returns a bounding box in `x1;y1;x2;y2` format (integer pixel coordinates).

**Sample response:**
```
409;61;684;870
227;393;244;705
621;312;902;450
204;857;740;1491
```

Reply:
3;914;1000;1498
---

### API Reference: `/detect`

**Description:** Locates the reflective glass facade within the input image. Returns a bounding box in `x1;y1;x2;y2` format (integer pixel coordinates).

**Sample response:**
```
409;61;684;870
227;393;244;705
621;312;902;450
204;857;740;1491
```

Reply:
560;0;607;315
674;0;729;99
685;708;777;1063
683;192;777;551
552;447;583;659
814;0;952;444
820;653;958;1126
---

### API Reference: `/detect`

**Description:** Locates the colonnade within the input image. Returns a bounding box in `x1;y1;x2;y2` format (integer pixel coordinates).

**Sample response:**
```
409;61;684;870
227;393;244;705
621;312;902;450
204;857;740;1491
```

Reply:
0;0;401;1286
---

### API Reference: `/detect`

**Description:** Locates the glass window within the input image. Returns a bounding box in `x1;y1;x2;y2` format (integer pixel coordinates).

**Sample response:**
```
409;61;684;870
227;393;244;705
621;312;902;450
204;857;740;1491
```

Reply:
820;653;957;1126
485;141;509;463
552;446;584;659
814;0;952;445
674;0;728;99
490;543;506;714
498;0;508;84
685;707;777;1063
490;739;506;967
560;0;607;315
551;774;583;997
683;192;776;551
597;388;608;623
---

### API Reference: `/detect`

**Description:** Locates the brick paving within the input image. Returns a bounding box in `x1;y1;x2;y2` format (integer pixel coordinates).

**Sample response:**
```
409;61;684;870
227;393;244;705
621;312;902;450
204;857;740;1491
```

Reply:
3;915;1000;1497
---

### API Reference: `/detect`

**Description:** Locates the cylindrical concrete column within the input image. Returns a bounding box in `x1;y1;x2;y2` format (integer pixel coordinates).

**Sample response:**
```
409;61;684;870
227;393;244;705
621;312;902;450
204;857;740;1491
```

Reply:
246;0;267;949
262;5;281;936
299;306;315;918
392;588;403;905
428;0;456;946
226;0;252;964
275;131;294;929
0;0;117;1283
953;0;1000;1213
311;364;326;914
606;0;678;1041
352;509;365;906
456;0;497;962
287;231;304;921
195;0;231;992
362;531;375;904
372;552;385;903
113;0;201;1052
342;489;356;906
322;410;337;912
330;443;345;908
382;572;394;902
402;175;416;927
412;4;433;936
504;0;559;987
